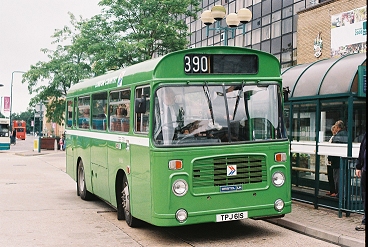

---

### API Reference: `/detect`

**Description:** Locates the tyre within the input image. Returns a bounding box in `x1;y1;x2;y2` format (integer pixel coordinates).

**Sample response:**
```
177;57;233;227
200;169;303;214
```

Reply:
119;175;141;227
116;173;125;220
77;160;93;200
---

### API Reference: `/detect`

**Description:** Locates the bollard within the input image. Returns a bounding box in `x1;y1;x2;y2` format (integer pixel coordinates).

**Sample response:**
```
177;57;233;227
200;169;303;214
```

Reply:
54;139;57;151
33;139;38;152
38;136;41;153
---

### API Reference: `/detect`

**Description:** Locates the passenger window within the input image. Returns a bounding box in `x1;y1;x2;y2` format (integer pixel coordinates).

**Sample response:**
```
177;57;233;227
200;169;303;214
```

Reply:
92;92;108;130
109;89;131;132
67;100;73;128
78;96;90;129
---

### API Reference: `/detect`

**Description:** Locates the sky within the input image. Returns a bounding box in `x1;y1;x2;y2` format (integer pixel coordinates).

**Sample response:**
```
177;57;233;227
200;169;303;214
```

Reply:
0;0;102;115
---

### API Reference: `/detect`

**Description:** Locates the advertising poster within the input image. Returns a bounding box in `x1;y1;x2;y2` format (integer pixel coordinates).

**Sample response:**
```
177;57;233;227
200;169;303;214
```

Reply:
330;6;367;57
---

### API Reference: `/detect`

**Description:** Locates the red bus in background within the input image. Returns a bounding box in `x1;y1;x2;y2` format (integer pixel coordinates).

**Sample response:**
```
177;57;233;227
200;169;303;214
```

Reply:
13;120;26;140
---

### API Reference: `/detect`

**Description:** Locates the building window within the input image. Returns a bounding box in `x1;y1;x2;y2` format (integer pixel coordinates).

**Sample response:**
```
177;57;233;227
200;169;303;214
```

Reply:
282;17;293;34
272;0;282;11
271;20;281;38
261;40;271;53
252;28;261;44
262;0;271;15
262;14;271;25
282;6;293;18
261;25;271;41
252;3;261;19
271;37;281;54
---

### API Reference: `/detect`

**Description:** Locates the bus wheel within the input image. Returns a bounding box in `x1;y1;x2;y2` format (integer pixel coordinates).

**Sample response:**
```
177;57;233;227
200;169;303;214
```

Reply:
77;160;93;200
121;175;141;227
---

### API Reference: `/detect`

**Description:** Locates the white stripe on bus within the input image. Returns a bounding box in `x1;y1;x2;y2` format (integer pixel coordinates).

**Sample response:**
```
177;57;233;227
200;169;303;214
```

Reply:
65;129;149;147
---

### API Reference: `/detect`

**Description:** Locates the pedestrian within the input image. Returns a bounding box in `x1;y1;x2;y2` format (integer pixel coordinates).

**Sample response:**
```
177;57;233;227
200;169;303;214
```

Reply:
355;133;366;231
11;128;16;145
59;136;64;151
326;125;337;196
327;120;348;197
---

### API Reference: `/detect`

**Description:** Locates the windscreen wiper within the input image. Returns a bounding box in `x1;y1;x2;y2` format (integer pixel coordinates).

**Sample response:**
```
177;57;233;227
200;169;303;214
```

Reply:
232;81;244;120
203;82;215;125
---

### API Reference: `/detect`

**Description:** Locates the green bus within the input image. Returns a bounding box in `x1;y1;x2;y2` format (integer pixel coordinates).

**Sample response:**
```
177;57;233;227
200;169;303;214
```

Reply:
65;46;291;227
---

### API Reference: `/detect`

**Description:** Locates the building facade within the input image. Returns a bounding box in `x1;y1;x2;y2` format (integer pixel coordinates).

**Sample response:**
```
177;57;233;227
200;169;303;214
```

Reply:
186;0;366;67
297;0;366;64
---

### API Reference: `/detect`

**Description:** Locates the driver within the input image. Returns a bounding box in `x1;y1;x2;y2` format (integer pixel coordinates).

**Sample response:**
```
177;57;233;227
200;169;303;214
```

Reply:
154;88;180;144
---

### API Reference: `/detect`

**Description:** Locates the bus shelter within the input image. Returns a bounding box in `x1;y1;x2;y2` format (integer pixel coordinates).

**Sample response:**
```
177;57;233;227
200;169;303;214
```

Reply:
282;53;366;213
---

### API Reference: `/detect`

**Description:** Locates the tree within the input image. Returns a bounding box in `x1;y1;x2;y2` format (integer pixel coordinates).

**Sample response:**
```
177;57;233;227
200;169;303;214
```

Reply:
88;0;200;69
22;13;94;125
22;0;200;124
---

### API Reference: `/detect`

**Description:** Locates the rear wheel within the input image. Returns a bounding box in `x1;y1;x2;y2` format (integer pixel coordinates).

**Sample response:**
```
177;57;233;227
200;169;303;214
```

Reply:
120;175;141;227
77;160;93;200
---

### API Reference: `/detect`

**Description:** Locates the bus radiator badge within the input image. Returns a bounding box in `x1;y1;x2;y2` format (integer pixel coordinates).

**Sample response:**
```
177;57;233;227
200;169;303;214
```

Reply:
227;165;237;176
220;185;242;192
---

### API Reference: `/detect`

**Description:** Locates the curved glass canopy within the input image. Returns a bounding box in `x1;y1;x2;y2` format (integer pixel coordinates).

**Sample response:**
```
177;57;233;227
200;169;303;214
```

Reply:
281;53;366;98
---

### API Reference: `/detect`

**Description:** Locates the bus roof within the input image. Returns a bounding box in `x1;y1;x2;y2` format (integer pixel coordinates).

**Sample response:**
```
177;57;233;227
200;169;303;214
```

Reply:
0;118;10;124
67;46;281;96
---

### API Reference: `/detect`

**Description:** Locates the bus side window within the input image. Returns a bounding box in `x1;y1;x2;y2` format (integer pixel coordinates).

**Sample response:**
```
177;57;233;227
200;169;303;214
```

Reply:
92;92;108;131
67;100;73;128
109;89;131;132
73;98;78;127
78;96;90;129
135;86;150;133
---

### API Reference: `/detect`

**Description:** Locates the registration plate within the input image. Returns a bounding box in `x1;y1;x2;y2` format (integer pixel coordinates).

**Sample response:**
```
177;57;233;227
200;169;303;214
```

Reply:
216;211;248;222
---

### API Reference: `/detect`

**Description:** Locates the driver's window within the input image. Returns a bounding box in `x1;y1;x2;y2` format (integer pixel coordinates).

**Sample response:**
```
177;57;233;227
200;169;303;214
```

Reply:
135;86;150;133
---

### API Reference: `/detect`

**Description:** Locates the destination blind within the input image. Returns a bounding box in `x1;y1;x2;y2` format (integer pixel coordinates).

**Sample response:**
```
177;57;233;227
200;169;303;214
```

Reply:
184;54;258;74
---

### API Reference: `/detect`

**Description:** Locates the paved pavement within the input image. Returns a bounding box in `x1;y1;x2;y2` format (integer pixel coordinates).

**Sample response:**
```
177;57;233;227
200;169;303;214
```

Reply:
1;137;366;247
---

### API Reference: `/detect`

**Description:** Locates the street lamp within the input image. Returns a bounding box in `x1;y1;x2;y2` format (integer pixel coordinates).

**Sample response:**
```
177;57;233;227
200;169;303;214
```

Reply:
200;5;252;46
10;71;26;130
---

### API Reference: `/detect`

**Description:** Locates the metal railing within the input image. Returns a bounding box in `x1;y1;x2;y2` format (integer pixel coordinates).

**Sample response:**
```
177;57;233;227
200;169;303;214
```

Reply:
338;157;364;218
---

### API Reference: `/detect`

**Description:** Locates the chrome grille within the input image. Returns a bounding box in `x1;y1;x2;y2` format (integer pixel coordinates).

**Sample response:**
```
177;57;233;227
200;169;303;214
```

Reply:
192;155;267;188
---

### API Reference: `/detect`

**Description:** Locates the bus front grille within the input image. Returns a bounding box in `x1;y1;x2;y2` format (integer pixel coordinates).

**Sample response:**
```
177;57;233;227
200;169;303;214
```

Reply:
192;155;267;189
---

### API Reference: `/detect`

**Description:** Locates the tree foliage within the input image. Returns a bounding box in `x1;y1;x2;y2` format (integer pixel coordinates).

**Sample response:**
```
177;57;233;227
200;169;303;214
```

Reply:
95;0;200;68
22;0;200;124
22;13;94;125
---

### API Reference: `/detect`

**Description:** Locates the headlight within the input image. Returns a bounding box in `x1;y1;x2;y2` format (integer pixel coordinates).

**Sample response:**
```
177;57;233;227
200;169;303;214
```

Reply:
176;209;188;223
172;179;188;196
274;199;285;211
272;171;285;187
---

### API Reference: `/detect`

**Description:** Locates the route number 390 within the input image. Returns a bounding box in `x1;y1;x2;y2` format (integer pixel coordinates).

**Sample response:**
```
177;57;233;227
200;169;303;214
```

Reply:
184;55;209;74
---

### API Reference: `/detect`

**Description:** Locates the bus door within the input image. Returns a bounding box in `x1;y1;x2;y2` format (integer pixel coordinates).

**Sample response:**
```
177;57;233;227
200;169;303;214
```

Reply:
107;89;132;203
129;86;151;219
66;99;77;179
90;92;110;201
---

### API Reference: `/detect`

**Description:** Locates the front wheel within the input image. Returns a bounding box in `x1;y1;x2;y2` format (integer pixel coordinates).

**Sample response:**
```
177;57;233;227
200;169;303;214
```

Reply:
77;160;93;200
119;175;141;227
